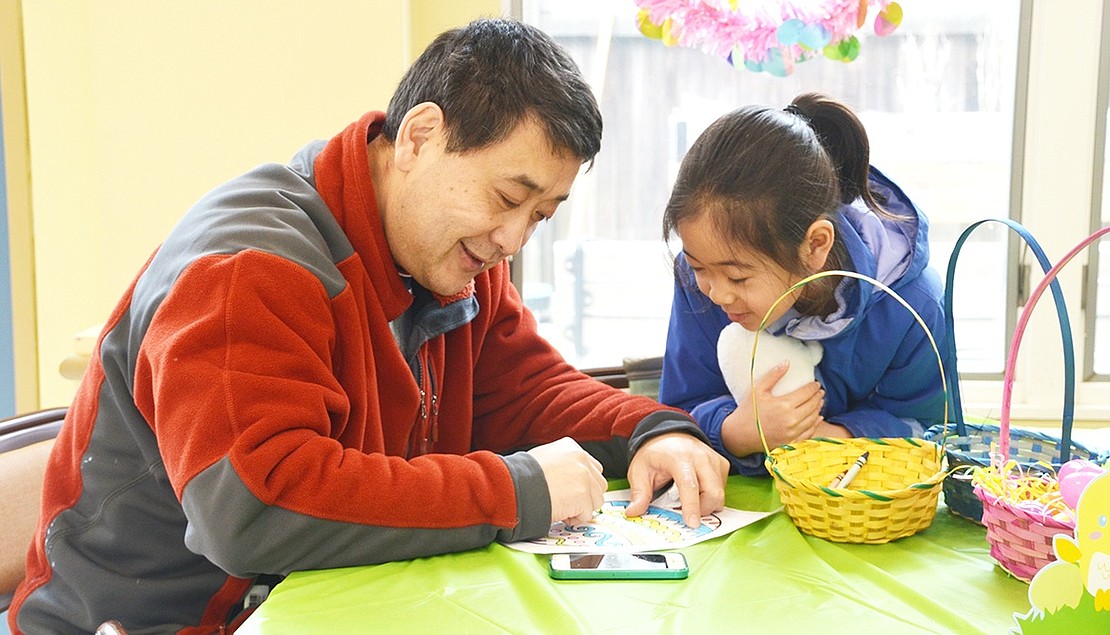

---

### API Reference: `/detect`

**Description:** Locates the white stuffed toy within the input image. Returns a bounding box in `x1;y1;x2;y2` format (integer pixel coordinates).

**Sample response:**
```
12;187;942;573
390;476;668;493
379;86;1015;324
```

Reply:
717;322;824;402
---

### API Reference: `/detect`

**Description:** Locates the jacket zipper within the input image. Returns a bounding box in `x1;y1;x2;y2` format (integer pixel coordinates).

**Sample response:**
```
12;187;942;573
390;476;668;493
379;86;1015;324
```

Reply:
410;347;438;457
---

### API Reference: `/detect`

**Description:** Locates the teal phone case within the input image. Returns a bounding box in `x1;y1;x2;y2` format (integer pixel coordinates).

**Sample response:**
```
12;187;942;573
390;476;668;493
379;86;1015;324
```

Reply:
548;553;688;580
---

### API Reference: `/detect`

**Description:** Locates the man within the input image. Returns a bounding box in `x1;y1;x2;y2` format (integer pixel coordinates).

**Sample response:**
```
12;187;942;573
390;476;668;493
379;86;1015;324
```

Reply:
10;18;727;633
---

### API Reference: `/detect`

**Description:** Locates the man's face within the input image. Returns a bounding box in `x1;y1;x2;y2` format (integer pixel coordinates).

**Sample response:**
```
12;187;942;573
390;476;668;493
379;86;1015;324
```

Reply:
386;115;581;297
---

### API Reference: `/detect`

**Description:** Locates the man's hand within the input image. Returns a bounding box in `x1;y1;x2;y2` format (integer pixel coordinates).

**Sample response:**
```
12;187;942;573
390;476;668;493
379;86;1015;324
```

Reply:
624;432;729;528
527;437;607;525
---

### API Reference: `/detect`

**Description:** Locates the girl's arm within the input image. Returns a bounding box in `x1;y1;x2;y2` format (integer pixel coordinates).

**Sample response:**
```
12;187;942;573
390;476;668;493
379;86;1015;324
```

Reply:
821;277;950;438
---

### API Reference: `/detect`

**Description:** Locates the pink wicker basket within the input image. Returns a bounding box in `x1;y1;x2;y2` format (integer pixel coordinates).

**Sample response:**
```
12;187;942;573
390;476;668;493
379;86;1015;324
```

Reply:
972;227;1110;581
976;487;1073;581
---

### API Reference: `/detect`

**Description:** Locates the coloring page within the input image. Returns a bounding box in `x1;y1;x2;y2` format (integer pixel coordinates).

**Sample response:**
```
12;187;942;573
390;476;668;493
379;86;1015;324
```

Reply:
504;489;778;554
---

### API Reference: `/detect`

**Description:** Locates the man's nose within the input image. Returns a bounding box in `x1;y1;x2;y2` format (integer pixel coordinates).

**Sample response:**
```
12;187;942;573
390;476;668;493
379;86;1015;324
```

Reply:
490;209;533;257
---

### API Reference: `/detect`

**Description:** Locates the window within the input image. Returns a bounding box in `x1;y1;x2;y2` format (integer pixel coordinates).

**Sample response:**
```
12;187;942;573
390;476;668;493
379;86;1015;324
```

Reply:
1088;1;1110;378
519;0;1022;378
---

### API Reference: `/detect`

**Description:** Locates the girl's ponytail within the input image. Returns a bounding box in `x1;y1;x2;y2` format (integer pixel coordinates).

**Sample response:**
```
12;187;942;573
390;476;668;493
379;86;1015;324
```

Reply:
786;93;893;217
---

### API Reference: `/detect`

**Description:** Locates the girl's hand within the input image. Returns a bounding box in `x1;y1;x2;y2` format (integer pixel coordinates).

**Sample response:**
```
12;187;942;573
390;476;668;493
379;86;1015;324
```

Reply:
813;421;851;439
720;361;826;456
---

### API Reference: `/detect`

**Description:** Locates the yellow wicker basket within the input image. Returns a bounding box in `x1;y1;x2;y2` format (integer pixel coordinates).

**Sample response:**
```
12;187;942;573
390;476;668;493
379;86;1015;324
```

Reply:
766;437;946;543
753;270;948;544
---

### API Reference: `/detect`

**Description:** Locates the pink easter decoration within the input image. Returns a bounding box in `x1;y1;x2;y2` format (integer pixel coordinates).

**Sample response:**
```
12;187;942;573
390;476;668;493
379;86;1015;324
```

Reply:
874;3;903;37
1058;459;1105;509
633;0;904;76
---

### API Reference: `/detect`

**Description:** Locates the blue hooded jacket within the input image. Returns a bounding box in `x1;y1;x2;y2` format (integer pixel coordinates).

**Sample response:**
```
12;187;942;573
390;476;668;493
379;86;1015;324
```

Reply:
658;167;952;475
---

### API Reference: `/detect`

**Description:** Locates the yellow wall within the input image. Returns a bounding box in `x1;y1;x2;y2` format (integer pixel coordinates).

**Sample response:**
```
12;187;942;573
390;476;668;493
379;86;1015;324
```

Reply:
4;0;499;410
408;0;504;60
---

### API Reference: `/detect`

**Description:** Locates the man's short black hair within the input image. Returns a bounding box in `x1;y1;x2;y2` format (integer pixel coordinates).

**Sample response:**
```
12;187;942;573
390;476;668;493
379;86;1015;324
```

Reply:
382;18;602;165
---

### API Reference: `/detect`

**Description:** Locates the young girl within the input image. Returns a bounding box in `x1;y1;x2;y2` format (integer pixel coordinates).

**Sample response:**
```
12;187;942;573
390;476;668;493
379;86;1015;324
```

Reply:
658;93;951;475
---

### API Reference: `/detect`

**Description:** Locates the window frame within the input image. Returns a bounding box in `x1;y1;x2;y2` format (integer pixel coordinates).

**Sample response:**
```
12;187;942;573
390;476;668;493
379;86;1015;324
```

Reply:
1083;0;1110;383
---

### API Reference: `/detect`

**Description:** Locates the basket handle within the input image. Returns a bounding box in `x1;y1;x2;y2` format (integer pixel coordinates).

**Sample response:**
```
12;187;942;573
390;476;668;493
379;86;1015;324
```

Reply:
943;219;1075;460
751;270;948;457
1000;226;1110;460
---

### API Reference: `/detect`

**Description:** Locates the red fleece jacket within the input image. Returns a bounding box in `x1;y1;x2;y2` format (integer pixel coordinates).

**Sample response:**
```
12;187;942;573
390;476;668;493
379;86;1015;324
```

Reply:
10;112;693;634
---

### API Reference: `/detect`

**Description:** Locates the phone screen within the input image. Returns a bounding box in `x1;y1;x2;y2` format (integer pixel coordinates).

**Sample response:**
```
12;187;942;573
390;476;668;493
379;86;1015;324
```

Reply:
567;553;670;570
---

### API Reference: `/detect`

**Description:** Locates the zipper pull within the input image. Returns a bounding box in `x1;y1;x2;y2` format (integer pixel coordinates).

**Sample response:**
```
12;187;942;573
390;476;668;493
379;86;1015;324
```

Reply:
430;393;439;443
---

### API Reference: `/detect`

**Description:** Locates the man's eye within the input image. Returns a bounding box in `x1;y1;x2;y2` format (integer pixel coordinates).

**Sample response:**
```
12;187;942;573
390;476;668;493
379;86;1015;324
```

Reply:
500;194;520;209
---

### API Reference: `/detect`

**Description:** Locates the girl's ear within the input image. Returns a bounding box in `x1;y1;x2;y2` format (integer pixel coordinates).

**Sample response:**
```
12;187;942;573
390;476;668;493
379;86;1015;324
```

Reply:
801;219;835;271
394;102;445;173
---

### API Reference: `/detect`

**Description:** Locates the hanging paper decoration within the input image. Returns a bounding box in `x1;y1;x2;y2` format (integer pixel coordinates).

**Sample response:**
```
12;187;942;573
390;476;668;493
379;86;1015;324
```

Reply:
634;0;904;77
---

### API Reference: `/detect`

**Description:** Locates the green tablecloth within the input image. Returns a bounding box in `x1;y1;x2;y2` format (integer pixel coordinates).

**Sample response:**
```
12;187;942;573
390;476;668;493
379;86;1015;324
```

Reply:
238;476;1031;634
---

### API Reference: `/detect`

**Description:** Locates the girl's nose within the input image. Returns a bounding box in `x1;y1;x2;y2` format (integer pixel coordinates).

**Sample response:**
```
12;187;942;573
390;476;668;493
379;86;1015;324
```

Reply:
707;283;736;308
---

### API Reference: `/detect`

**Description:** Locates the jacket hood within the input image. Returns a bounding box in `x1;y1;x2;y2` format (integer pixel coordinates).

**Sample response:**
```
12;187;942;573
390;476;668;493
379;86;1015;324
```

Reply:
779;166;932;340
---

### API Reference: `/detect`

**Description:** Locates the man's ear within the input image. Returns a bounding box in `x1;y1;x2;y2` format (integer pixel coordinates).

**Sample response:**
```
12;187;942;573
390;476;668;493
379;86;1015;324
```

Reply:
394;102;445;173
801;219;835;271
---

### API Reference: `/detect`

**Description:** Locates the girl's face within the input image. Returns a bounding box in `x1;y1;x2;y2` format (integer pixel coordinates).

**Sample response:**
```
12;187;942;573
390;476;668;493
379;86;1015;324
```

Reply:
677;214;803;332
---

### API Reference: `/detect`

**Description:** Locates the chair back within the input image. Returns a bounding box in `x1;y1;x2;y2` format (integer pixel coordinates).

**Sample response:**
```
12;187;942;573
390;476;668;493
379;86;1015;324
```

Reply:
0;407;67;611
622;356;663;400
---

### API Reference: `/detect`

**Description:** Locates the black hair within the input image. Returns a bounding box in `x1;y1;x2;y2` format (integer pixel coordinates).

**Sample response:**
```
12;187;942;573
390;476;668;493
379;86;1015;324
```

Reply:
381;18;602;165
662;92;901;316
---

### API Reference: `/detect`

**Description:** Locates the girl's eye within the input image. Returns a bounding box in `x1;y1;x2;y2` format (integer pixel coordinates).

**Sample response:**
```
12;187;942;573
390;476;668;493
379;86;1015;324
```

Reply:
728;277;747;285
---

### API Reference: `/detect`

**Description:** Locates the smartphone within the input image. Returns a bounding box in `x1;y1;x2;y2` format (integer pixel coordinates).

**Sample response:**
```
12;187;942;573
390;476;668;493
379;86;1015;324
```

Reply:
548;552;689;580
